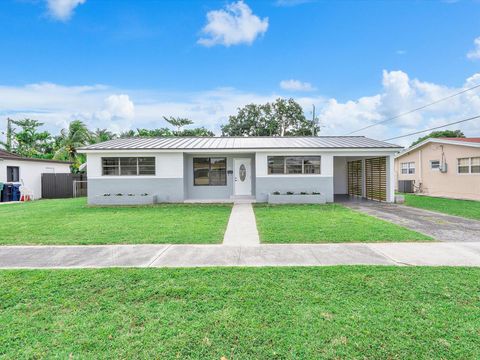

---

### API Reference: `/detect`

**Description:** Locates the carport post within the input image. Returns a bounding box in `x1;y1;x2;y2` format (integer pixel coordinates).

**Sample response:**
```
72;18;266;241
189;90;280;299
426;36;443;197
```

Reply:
387;154;395;202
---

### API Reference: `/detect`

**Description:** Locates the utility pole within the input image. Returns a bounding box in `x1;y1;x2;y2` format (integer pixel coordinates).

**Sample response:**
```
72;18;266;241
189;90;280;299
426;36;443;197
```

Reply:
311;104;317;136
6;118;13;152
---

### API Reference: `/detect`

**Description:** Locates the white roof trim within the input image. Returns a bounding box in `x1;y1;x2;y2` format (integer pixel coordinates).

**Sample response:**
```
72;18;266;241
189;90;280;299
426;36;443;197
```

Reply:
395;138;480;159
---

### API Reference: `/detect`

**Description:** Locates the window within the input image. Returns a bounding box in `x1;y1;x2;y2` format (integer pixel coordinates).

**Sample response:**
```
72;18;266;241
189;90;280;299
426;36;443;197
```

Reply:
430;160;440;170
458;157;480;174
401;162;415;174
267;156;321;175
193;157;226;186
102;157;155;176
6;166;19;182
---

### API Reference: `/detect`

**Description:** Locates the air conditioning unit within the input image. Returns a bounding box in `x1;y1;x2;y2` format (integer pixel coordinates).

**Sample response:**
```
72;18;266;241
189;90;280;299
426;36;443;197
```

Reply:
439;163;448;173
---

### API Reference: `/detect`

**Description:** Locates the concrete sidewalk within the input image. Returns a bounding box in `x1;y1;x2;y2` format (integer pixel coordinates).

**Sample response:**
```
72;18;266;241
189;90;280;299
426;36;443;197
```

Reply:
223;203;260;246
1;242;479;268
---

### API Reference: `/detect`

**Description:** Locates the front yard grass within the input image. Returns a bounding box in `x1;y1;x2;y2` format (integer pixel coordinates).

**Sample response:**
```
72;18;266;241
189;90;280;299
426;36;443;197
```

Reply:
403;194;480;220
1;267;479;359
0;198;231;245
254;204;431;243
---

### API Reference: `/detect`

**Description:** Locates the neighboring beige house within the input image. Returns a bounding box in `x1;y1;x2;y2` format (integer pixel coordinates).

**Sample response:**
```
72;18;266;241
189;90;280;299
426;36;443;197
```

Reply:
394;137;480;200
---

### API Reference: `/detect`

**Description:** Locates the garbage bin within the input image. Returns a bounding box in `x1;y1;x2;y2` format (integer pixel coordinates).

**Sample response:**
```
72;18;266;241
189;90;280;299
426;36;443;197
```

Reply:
1;184;13;202
12;184;21;201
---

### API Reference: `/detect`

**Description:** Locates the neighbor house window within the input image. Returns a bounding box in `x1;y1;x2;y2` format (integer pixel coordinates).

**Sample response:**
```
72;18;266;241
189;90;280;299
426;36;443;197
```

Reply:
6;166;19;182
267;156;321;175
458;157;480;174
102;157;155;176
401;162;415;174
430;160;440;170
193;157;227;186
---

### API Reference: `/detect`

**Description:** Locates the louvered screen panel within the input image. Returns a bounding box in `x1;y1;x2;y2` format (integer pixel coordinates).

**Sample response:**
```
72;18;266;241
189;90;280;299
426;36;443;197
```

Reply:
347;160;362;197
365;157;387;201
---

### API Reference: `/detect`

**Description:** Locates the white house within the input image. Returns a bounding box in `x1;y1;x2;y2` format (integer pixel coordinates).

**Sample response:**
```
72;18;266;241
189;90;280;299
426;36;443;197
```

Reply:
0;150;71;200
79;136;402;205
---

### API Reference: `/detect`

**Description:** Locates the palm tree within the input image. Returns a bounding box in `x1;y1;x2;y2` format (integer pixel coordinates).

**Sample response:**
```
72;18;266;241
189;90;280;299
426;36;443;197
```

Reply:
54;120;91;172
91;128;117;144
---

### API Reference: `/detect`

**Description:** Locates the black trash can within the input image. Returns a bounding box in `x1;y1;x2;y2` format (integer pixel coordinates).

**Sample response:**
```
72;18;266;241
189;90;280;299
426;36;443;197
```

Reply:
1;184;13;202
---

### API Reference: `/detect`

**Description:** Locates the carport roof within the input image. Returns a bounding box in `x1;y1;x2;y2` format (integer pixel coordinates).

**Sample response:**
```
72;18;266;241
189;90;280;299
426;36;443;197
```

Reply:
80;136;402;151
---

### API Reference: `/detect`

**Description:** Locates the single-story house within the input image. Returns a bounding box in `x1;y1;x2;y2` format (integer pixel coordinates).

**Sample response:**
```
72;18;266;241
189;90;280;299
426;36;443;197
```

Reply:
79;136;402;205
395;137;480;200
0;149;71;200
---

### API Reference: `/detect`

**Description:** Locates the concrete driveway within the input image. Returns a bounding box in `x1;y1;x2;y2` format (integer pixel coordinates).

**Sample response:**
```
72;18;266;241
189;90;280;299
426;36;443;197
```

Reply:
342;201;480;242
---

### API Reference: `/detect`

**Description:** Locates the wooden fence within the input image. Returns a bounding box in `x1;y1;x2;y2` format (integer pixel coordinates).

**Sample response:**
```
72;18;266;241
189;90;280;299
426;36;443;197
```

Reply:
41;173;87;199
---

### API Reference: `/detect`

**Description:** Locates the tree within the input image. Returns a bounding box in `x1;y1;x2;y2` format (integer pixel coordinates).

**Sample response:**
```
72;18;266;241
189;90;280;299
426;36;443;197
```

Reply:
177;127;214;137
54;120;92;172
91;128;117;144
411;130;465;147
163;116;194;132
221;98;316;136
4;119;53;158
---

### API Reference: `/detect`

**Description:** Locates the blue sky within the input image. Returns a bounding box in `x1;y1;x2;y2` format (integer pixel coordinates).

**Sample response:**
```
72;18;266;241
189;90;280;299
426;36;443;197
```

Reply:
1;0;480;145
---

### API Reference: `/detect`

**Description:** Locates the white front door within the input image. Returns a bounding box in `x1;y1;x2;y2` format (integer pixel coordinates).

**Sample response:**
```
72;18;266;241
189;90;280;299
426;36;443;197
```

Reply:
234;158;252;196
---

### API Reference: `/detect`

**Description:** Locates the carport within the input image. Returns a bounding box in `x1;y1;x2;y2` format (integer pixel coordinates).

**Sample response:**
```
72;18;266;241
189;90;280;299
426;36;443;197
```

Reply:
334;155;394;202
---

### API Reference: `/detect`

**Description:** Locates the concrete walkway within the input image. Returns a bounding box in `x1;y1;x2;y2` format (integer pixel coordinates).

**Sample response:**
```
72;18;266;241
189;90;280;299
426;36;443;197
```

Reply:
223;203;260;246
1;242;479;268
343;201;480;242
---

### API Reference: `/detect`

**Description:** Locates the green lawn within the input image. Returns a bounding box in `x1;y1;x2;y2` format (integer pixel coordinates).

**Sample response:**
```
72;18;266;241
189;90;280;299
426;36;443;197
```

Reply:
0;198;232;245
254;204;431;243
1;267;479;359
403;194;480;220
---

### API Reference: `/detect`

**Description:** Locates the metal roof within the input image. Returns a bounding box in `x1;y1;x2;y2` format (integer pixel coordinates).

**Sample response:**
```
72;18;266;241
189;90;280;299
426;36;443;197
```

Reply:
80;136;402;151
0;149;71;164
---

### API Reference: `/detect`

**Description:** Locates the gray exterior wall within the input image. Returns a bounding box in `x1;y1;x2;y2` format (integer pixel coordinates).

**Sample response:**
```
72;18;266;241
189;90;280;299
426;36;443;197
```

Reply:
256;176;334;202
184;153;255;200
88;178;184;204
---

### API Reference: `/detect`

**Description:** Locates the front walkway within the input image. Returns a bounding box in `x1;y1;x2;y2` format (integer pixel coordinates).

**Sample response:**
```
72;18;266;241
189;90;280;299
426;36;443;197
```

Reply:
223;203;260;246
1;242;479;268
341;200;480;242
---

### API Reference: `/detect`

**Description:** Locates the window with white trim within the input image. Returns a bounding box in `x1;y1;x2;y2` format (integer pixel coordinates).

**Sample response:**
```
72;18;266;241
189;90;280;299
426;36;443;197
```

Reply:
102;157;155;176
267;156;321;175
401;162;415;174
430;160;440;170
458;157;480;174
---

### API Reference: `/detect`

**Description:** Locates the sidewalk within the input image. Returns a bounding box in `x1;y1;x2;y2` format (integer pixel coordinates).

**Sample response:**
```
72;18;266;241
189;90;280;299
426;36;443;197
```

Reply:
1;242;479;268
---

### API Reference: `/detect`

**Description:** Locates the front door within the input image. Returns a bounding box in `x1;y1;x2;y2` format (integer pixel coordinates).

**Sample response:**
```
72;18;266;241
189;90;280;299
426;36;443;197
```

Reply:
234;158;252;196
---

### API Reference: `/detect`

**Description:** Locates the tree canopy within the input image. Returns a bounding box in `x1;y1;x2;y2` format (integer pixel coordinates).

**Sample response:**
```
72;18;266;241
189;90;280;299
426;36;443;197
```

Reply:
410;130;465;147
1;117;214;172
221;98;317;136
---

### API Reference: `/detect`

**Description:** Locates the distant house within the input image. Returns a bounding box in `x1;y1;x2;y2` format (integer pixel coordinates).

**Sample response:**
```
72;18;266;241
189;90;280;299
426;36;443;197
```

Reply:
0;150;71;200
395;138;480;200
78;136;402;205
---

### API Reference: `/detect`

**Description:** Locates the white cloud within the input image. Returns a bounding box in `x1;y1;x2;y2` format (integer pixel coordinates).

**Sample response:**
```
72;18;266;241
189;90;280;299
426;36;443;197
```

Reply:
198;1;268;47
315;70;480;146
1;71;480;148
467;37;480;60
280;79;316;92
396;50;406;55
46;0;86;21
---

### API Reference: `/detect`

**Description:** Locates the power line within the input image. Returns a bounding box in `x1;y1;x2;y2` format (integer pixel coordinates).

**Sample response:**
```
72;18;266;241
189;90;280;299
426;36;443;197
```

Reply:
346;83;480;135
382;114;480;142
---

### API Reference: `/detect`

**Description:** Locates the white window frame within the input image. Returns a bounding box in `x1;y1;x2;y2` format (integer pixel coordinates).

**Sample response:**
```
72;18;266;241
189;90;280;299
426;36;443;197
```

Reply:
401;162;415;175
457;157;480;175
430;160;440;171
267;156;321;175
